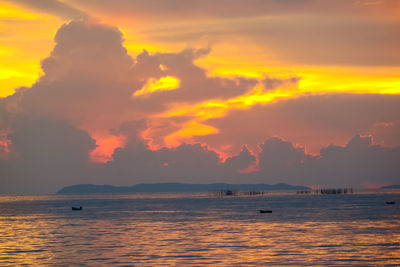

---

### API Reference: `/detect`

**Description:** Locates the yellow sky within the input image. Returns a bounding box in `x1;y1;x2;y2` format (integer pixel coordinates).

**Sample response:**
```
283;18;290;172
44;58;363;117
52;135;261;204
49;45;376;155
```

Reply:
0;2;64;97
1;1;399;99
1;0;400;160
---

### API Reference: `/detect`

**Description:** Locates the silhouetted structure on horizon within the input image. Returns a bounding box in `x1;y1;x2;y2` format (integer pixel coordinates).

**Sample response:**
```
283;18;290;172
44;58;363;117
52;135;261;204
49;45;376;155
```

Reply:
296;188;354;195
210;190;268;197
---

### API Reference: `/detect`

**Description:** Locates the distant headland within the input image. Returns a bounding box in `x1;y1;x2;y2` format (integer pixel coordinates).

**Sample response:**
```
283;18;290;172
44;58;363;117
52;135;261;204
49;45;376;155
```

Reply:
57;183;311;195
380;185;400;189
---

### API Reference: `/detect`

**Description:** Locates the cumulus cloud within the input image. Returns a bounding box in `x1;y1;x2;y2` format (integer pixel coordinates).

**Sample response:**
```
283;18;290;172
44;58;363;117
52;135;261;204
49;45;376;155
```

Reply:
98;122;256;185
223;145;256;174
243;134;400;187
0;19;259;192
14;20;256;136
95;134;400;188
305;135;400;187
105;142;224;185
18;20;137;132
200;94;400;154
1;113;399;192
258;137;307;179
0;19;399;193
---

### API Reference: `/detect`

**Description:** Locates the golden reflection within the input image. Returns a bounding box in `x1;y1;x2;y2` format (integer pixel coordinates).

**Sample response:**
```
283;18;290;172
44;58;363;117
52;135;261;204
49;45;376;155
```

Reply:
0;194;399;265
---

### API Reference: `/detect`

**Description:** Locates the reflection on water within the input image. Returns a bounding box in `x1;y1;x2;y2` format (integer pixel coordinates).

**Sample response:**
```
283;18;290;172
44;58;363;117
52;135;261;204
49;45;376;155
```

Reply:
0;192;399;265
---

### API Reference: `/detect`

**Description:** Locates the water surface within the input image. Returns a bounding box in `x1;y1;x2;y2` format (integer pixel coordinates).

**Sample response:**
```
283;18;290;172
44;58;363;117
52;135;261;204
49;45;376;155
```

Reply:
0;191;399;265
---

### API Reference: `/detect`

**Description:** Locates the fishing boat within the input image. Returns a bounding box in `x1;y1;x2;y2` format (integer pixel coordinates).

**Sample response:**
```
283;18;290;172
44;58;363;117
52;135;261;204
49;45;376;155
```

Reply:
259;210;272;213
72;206;82;210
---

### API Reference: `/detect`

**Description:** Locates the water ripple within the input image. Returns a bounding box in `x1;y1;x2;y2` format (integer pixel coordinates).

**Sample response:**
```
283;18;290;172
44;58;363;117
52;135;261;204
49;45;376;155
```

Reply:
0;192;399;265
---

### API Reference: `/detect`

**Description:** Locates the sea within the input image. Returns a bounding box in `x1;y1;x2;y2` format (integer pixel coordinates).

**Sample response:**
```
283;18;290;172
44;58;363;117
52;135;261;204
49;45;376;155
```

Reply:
0;190;399;266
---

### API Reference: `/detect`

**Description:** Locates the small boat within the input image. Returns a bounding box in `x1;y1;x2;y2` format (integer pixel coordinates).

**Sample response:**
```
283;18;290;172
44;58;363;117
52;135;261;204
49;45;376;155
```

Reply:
259;210;272;213
386;201;395;205
225;190;233;196
72;206;82;210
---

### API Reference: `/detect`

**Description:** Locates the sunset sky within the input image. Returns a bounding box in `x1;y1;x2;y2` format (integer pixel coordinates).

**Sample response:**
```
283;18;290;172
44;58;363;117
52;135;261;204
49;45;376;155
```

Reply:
0;0;399;193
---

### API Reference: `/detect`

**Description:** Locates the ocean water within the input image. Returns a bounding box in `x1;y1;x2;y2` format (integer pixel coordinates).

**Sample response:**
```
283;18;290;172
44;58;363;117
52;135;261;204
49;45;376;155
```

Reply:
0;191;399;266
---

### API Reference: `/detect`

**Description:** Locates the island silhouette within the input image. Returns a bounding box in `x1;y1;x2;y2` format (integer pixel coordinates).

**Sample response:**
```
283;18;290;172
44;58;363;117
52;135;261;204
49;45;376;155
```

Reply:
57;182;311;194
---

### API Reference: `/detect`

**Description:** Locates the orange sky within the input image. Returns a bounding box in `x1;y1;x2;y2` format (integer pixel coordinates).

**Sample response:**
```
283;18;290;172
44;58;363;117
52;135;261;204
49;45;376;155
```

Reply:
1;0;400;162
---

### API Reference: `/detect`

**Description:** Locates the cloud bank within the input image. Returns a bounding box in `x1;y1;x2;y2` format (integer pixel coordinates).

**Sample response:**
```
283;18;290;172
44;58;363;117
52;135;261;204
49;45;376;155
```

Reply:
0;20;399;194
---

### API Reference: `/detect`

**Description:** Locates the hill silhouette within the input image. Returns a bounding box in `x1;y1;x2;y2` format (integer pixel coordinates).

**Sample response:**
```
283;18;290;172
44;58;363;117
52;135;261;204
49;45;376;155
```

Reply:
57;183;310;194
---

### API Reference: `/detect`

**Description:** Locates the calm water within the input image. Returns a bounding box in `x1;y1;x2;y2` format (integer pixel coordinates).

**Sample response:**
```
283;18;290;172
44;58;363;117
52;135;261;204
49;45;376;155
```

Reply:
0;191;399;266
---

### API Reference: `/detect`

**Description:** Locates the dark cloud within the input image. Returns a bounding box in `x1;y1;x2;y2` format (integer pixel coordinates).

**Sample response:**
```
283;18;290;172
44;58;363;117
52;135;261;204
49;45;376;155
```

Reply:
82;134;400;189
223;145;256;174
102;142;224;185
0;116;96;194
306;135;400;187
1;113;399;192
249;134;400;187
199;94;400;154
258;137;307;180
0;98;11;130
101;122;255;185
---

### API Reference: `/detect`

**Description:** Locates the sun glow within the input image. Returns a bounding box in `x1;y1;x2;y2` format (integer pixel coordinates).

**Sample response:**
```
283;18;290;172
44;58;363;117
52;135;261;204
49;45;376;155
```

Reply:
133;76;180;97
159;83;296;122
0;3;42;20
1;1;399;158
164;120;219;147
90;135;125;163
0;3;62;98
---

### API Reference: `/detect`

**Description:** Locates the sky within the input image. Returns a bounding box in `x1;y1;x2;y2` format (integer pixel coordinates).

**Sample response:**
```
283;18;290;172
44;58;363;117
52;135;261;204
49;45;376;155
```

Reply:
0;0;399;194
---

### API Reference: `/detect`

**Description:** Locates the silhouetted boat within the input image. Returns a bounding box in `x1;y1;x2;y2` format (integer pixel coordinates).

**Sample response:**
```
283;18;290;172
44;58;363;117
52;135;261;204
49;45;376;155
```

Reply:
72;206;82;210
259;210;272;213
225;190;233;196
386;201;395;205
